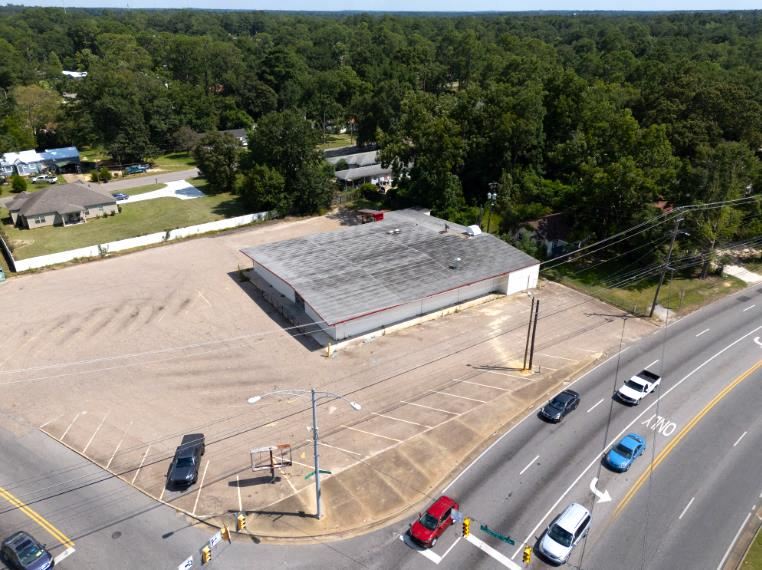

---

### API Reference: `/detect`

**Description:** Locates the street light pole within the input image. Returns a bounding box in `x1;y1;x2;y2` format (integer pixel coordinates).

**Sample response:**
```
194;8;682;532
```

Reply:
486;182;499;234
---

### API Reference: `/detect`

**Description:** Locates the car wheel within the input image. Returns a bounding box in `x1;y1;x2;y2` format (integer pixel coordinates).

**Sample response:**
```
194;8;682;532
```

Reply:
431;537;437;547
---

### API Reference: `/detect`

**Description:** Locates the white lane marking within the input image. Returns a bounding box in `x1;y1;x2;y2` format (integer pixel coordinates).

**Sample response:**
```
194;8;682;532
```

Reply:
53;547;76;564
512;324;762;559
82;411;110;454
733;431;748;447
317;441;363;456
236;474;242;513
696;328;710;337
399;534;442;563
461;380;509;391
39;414;62;429
519;455;540;476
743;304;756;312
441;536;462;560
433;391;487;404
465;534;521;569
342;425;402;442
586;398;605;413
372;412;432;428
106;421;132;469
192;460;210;516
716;512;752;570
443;347;631;495
678;497;695;520
60;412;83;441
402;400;459;415
646;359;660;369
131;446;151;485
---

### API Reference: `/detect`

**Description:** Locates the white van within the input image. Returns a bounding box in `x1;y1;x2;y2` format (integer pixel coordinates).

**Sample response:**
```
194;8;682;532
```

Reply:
538;502;591;565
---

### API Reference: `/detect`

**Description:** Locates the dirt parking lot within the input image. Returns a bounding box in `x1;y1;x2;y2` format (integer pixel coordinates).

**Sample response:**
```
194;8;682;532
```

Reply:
0;213;656;538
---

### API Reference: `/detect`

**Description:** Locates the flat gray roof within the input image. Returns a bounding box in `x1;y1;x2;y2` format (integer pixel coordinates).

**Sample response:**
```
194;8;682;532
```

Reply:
334;164;392;181
241;210;539;326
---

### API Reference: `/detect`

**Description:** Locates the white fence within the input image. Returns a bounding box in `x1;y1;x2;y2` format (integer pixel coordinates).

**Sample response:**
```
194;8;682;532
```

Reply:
12;211;272;272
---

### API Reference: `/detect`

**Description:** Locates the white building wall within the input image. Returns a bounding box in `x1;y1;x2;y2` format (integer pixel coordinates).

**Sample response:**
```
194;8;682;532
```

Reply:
253;263;295;303
506;264;540;295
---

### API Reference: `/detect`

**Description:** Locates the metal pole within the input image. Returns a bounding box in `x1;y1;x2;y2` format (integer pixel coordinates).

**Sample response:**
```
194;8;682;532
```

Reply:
523;297;535;370
649;218;682;318
528;299;540;371
487;201;493;233
311;388;322;519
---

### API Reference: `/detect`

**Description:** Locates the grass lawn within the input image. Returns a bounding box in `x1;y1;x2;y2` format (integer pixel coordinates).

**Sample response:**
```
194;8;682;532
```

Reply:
549;264;747;316
78;145;110;162
122;183;165;196
318;133;353;151
152;151;196;171
742;529;762;569
2;190;248;260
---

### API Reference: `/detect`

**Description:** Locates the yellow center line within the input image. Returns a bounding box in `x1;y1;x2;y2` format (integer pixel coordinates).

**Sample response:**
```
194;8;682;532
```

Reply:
614;359;762;518
0;486;74;549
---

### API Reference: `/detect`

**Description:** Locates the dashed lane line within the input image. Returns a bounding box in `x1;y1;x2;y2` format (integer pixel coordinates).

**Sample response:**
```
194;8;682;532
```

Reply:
743;304;756;312
678;497;695;520
696;328;710;337
586;398;605;413
519;455;540;476
733;431;748;447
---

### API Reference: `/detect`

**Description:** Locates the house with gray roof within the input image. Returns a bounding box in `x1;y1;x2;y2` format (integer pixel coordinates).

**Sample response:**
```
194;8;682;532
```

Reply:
6;183;118;229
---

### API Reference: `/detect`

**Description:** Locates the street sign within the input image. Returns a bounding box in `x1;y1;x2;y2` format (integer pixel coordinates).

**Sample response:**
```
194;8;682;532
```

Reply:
177;555;193;570
304;469;332;479
451;508;464;523
209;531;222;549
479;524;516;545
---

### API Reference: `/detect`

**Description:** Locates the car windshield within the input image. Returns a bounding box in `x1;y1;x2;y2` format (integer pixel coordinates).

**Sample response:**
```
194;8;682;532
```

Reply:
615;443;633;458
548;524;573;547
625;380;646;391
17;540;44;564
419;513;439;530
176;457;194;467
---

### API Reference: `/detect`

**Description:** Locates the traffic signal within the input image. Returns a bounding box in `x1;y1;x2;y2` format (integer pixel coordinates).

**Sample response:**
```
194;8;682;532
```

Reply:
522;545;532;565
462;517;471;537
221;524;231;543
201;545;212;564
237;512;246;531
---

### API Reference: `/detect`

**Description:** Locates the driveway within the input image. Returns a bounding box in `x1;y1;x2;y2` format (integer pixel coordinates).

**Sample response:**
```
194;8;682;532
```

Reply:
119;180;206;203
82;168;199;192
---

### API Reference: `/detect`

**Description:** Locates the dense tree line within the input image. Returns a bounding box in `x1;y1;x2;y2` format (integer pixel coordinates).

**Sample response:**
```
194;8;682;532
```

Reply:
0;7;760;256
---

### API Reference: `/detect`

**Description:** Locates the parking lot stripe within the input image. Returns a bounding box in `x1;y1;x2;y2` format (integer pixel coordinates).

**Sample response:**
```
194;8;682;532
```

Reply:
460;380;509;391
536;353;577;361
283;473;298;493
131;446;151;485
480;370;530;380
192;460;210;516
60;411;83;441
342;425;402;442
465;534;520;569
159;486;166;503
433;391;487;404
82;411;110;454
401;401;459;415
106;420;132;469
39;414;62;429
372;412;431;428
317;441;364;456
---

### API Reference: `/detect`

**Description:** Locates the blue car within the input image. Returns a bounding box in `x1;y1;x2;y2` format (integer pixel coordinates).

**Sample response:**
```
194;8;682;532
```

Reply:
1;531;54;570
607;433;646;472
112;192;129;201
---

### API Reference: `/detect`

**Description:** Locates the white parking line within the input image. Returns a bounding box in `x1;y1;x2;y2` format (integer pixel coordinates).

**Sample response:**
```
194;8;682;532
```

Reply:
465;534;521;569
536;353;577;361
159;486;166;502
60;412;83;441
678;497;695;520
82;411;110;454
131;446;151;484
39;414;62;430
317;441;363;456
192;460;210;516
53;547;76;565
717;512;752;570
481;369;531;380
372;412;431;428
402;400;459;415
586;399;605;413
743;304;756;312
519;455;540;476
646;359;660;369
461;380;509;391
433;391;487;404
696;328;710;337
342;425;402;442
733;431;748;447
282;473;298;493
106;421;133;469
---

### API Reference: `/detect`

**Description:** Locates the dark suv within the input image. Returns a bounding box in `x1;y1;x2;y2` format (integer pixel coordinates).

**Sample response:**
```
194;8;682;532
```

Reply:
167;433;205;488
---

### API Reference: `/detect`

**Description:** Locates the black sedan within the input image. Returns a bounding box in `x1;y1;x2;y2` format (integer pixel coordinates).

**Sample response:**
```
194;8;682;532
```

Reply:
167;433;205;489
539;389;580;423
1;531;54;570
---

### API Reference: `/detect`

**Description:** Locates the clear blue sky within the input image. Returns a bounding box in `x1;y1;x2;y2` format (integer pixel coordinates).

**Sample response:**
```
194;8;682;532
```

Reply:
14;1;762;12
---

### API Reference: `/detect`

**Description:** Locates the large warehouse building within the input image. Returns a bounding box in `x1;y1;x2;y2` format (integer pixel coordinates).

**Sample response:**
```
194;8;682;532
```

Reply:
241;210;540;342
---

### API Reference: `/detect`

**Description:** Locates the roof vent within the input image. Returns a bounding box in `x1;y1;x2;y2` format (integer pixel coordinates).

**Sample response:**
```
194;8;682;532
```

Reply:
449;257;462;269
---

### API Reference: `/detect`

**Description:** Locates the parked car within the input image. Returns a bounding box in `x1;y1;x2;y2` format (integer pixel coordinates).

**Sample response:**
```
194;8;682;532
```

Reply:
408;495;459;548
616;369;661;405
31;174;57;184
1;531;54;570
124;164;149;175
539;389;580;422
606;433;646;472
112;192;129;201
167;433;205;488
538;503;591;565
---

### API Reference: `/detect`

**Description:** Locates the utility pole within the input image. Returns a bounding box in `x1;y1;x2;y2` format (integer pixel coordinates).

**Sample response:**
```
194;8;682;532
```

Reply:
311;388;322;519
523;297;535;370
528;299;540;371
649;217;683;318
486;182;499;234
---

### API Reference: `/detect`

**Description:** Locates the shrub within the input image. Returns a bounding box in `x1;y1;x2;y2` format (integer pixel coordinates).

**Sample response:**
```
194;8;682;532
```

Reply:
99;167;113;182
11;175;27;193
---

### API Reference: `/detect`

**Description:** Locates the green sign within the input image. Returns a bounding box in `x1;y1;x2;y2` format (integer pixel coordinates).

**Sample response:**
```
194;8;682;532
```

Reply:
480;524;516;545
304;469;332;479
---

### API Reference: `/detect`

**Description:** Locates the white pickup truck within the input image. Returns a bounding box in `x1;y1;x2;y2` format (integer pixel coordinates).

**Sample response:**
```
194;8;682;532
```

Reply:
616;369;661;405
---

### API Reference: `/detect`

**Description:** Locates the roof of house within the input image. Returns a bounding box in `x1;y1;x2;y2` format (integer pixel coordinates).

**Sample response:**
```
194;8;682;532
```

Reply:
527;212;571;242
323;144;377;159
2;150;43;165
220;128;248;140
7;184;116;216
241;209;539;326
325;150;379;167
43;147;80;162
335;163;392;182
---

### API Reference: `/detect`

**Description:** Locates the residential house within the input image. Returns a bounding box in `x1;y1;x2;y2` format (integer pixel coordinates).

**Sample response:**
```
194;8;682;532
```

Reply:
522;212;572;258
220;128;249;147
0;147;80;176
6;183;118;229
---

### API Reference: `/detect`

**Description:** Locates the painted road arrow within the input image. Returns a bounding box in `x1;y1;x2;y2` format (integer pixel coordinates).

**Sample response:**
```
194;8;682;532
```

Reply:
590;477;612;503
754;336;762;348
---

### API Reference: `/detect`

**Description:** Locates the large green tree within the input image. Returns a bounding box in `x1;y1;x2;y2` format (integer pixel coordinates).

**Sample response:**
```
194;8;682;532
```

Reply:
193;132;240;194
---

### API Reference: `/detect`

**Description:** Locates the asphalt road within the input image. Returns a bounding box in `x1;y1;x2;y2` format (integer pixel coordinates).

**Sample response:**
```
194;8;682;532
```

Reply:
0;283;759;570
